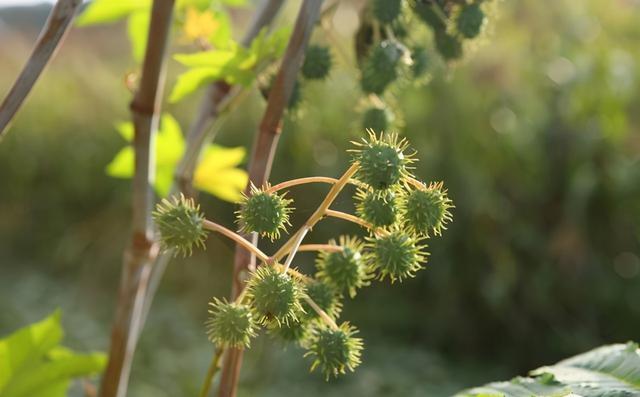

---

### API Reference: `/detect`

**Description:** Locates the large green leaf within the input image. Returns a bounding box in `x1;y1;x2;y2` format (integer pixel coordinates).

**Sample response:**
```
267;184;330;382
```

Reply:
76;0;151;26
455;342;640;397
0;311;106;397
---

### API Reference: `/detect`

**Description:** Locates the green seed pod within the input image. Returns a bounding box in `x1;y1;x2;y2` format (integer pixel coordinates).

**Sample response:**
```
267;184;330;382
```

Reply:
361;40;403;95
269;318;311;346
351;131;414;190
316;236;371;298
372;0;402;24
412;1;446;31
435;31;463;60
410;46;430;78
362;106;393;133
302;280;342;321
355;189;399;228
152;194;208;257
305;322;363;380
237;185;293;241
366;229;427;282
302;45;332;80
205;298;257;349
246;265;304;326
403;182;453;237
456;3;485;39
288;79;302;110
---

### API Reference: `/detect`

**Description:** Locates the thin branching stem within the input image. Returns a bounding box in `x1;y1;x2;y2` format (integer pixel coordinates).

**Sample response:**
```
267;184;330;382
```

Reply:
203;220;269;263
303;295;339;330
266;176;339;193
297;244;343;253
199;347;225;397
282;226;309;272
325;209;373;230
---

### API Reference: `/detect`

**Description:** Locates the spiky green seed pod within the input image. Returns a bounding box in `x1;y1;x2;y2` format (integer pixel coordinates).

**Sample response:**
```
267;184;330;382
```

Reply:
366;229;427;282
361;40;403;95
362;106;393;133
152;194;208;257
403;182;453;237
237;185;293;241
246;265;304;326
435;31;463;60
269;318;311;346
205;298;257;349
305;323;363;380
302;45;332;80
456;3;485;39
288;79;302;110
355;189;399;228
316;236;370;298
372;0;402;24
302;280;342;321
412;1;446;31
351;131;414;190
411;46;430;78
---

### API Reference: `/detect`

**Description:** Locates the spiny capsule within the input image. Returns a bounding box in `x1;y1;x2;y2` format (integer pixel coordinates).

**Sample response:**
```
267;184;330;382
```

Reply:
403;182;453;237
152;194;208;257
305;322;363;380
302;280;342;321
206;298;257;349
355;189;399;228
246;266;304;326
362;106;393;133
316;236;371;298
435;31;463;60
351;131;414;190
237;185;293;241
269;318;311;346
456;3;485;39
412;1;447;31
302;45;332;80
366;229;427;282
410;46;430;78
372;0;403;24
361;40;403;95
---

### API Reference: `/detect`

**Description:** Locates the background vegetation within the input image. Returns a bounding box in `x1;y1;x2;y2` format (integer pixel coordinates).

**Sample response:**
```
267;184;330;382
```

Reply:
1;0;639;395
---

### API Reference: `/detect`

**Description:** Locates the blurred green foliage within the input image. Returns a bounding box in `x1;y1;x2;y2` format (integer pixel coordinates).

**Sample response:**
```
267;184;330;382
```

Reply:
1;0;640;395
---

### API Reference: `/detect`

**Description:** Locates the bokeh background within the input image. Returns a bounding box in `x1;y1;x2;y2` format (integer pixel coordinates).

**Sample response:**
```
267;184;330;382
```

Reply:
1;0;640;396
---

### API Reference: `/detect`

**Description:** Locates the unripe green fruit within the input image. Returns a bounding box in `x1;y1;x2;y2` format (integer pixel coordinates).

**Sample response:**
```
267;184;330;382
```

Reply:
352;132;413;190
206;299;257;349
435;31;463;60
362;106;392;133
302;280;342;320
247;266;304;326
367;230;426;282
238;185;293;241
269;318;311;345
302;45;332;80
153;194;208;257
361;40;403;95
305;323;363;380
288;79;302;109
403;183;453;237
412;1;446;31
372;0;402;24
411;46;430;77
456;3;485;39
355;189;399;228
316;237;370;298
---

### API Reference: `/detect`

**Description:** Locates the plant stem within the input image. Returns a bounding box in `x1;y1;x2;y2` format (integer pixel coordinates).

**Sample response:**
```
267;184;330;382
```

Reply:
99;2;175;397
266;176;339;193
220;2;325;396
0;0;82;138
282;226;309;272
325;209;373;230
203;220;269;263
272;163;359;263
199;348;225;397
297;244;343;253
303;295;339;330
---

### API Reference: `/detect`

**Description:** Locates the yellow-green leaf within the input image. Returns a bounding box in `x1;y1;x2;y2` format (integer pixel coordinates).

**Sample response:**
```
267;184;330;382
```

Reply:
127;11;150;62
76;0;150;27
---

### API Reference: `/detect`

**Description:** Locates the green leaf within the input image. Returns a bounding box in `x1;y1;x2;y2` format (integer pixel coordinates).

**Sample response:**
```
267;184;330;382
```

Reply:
0;311;63;391
127;11;150;62
456;342;640;397
76;0;151;27
169;67;220;103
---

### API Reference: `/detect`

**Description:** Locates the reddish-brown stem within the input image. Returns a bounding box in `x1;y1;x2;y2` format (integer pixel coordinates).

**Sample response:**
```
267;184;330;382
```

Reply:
325;209;373;230
297;244;344;253
0;0;82;138
203;220;269;263
219;1;325;396
99;2;175;397
266;176;339;193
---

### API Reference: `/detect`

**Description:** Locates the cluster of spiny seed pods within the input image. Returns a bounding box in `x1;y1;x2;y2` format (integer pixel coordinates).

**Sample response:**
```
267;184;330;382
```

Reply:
153;131;453;379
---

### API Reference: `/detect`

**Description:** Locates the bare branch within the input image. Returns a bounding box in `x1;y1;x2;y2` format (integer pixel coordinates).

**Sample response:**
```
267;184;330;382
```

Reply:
99;1;175;397
0;0;82;139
